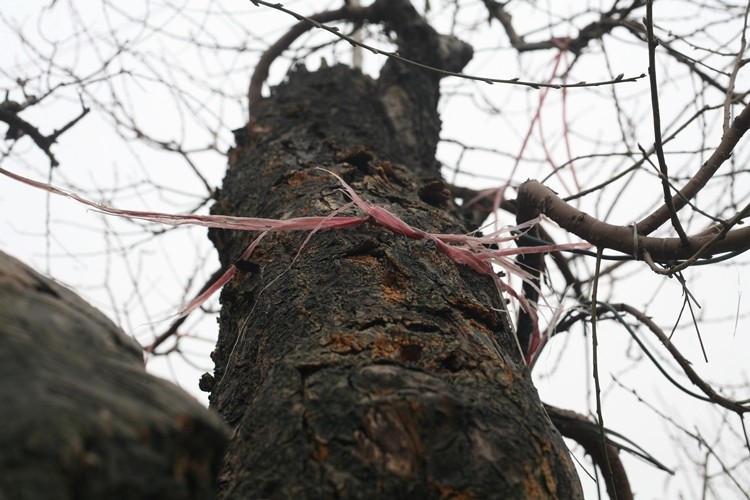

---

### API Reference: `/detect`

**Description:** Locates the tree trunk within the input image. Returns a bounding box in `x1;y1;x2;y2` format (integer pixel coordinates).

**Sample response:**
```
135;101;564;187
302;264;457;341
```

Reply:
0;251;228;499
207;5;582;497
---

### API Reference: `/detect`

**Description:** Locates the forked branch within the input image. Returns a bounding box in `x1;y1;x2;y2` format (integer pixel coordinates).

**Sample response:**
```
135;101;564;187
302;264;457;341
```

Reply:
516;180;750;266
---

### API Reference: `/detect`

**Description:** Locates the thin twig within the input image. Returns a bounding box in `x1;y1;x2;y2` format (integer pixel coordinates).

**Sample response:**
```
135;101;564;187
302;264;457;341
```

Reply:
591;248;617;499
483;0;646;55
146;264;228;353
564;104;715;202
642;197;750;275
723;1;750;133
0;98;89;167
644;1;689;246
247;0;646;115
546;404;636;500
636;97;750;235
612;378;750;498
609;303;748;413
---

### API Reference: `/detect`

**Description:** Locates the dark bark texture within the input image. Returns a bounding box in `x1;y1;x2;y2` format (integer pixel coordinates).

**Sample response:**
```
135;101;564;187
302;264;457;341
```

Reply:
207;4;582;498
0;251;228;499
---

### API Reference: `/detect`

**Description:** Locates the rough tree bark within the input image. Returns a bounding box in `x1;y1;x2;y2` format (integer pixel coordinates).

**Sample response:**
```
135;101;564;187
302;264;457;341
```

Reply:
206;3;582;498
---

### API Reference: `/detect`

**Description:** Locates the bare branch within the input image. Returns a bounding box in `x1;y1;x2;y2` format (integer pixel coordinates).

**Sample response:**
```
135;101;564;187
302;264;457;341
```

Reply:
517;180;750;264
0;97;89;167
547;404;634;500
644;1;690;246
248;0;646;116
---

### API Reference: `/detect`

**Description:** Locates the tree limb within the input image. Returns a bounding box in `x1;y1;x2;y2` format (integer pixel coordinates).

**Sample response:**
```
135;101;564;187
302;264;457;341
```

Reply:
546;404;633;500
516;180;750;264
0;97;89;167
